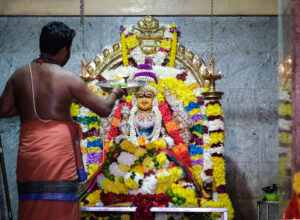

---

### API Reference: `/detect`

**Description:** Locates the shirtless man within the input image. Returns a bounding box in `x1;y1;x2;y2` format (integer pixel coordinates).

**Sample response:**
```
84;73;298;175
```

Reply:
0;21;125;220
0;22;125;121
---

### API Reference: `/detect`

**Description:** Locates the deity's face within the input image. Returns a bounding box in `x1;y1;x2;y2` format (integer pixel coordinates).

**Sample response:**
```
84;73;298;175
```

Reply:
136;91;154;111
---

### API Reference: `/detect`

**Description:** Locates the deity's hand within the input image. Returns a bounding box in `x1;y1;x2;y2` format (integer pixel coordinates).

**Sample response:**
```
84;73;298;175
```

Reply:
165;87;194;131
165;87;182;109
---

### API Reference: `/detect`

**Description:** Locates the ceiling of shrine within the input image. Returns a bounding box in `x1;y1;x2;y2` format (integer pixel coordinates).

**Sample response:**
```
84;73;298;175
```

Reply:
0;0;277;16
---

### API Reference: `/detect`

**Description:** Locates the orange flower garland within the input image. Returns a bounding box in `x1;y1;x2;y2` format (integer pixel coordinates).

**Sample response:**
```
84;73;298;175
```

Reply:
158;102;191;167
104;102;133;154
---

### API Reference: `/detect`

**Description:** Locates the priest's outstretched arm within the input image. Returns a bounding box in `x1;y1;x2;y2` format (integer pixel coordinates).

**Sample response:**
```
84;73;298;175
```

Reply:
67;72;125;118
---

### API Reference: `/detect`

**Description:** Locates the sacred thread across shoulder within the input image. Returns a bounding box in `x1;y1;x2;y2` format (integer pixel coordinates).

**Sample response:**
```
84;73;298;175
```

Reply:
28;62;51;123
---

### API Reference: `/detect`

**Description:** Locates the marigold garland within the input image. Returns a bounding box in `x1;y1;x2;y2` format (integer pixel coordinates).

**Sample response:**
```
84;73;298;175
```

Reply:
150;78;197;107
120;31;129;66
71;103;80;117
169;24;178;68
120;139;137;154
293;172;300;194
278;103;292;116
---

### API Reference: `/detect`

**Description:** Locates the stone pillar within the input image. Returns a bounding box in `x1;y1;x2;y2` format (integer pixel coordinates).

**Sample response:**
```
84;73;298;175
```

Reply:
291;0;300;178
278;0;292;216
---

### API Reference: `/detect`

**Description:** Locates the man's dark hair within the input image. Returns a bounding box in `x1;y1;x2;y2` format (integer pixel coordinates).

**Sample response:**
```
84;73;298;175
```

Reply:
39;21;76;55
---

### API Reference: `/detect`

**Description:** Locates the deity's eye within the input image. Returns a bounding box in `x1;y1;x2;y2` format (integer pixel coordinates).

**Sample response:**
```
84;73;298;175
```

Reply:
145;93;153;99
137;94;144;99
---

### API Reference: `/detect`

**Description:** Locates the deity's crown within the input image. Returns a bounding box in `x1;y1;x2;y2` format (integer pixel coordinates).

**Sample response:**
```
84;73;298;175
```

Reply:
133;64;158;84
133;64;158;95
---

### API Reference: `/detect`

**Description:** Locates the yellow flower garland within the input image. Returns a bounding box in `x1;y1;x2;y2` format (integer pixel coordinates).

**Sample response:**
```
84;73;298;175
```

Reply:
145;138;167;151
87;136;100;142
125;178;139;189
88;164;99;178
168;167;183;182
209;132;224;145
156;152;167;165
278;103;291;116
120;139;137;154
171;183;198;206
102;178;129;194
293;171;300;194
142;156;155;171
150;78;197;107
169;24;178;68
88;122;99;130
70;103;79;117
120;32;129;66
130;165;145;175
201;194;234;220
206;103;222;116
87;147;101;153
125;35;139;50
211;157;226;186
84;190;101;206
160;38;172;51
126;95;132;102
279;131;292;144
118;164;130;172
134;147;147;158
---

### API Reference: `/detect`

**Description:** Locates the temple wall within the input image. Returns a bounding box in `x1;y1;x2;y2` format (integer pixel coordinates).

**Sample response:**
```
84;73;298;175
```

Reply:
0;16;278;220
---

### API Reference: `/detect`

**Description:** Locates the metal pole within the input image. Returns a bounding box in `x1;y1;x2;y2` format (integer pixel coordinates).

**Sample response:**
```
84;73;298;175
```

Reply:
266;203;269;220
0;135;13;220
257;202;260;220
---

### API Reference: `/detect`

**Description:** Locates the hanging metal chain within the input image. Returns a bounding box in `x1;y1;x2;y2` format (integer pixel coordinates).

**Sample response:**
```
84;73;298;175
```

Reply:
80;0;86;61
209;0;215;66
210;0;214;58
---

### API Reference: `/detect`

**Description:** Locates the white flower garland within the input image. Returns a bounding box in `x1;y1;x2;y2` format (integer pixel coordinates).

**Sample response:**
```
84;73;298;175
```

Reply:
213;192;219;201
142;175;158;194
117;152;137;167
130;46;146;65
279;118;292;131
100;65;208;93
201;150;213;183
82;154;88;173
162;159;170;169
78;106;90;117
163;136;175;148
124;172;144;194
109;162;126;177
182;182;195;191
129;188;143;195
127;106;162;146
156;169;170;178
152;51;168;66
208;119;225;131
102;66;138;80
208;145;225;155
279;90;291;102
